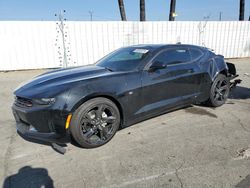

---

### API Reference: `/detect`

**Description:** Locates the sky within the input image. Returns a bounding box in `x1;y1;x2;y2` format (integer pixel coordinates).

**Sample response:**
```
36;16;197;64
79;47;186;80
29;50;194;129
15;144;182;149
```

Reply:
0;0;249;21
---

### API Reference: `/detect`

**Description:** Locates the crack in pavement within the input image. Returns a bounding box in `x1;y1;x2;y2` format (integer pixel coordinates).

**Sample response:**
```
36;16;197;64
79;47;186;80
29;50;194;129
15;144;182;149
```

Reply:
99;156;245;188
229;112;250;133
109;159;186;188
175;161;185;188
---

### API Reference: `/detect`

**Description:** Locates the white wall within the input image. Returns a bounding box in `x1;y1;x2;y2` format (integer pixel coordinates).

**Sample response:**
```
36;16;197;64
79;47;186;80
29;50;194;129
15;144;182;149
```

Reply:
0;21;249;71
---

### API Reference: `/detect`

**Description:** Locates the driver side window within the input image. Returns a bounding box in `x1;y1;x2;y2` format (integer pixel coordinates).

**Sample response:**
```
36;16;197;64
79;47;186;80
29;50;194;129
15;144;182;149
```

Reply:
154;48;191;66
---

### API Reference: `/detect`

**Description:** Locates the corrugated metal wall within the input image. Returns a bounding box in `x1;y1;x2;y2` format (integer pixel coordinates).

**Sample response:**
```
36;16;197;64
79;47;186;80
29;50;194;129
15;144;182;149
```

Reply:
0;21;249;71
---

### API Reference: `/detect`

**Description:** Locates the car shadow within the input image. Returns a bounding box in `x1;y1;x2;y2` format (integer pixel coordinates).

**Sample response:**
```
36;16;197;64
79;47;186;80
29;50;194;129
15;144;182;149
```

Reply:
70;136;84;148
3;166;54;188
70;105;194;149
229;86;250;99
235;174;250;188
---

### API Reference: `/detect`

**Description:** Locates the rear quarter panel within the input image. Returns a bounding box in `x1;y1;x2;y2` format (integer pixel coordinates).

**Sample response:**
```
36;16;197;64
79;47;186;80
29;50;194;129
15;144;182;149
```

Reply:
197;51;228;102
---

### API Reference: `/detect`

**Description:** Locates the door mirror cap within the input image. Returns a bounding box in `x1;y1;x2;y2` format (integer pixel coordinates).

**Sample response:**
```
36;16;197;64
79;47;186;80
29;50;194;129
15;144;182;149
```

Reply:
149;61;166;71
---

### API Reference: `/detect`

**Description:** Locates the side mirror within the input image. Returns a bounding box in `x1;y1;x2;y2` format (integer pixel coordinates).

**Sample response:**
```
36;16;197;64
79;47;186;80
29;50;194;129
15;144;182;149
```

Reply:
149;61;166;71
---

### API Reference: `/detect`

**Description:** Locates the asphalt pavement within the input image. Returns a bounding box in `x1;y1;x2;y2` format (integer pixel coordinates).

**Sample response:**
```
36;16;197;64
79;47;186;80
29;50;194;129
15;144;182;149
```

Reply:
0;58;250;188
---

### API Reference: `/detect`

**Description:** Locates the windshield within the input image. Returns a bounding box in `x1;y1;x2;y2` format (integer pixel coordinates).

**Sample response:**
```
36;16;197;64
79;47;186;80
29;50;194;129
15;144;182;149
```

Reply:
96;47;150;71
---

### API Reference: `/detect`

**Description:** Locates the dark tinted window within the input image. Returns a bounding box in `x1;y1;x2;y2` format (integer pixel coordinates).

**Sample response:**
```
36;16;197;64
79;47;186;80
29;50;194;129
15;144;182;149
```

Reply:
154;49;191;65
190;48;203;60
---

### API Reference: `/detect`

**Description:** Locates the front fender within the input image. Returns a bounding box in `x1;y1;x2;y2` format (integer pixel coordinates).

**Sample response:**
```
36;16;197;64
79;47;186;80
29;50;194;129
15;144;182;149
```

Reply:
62;76;129;120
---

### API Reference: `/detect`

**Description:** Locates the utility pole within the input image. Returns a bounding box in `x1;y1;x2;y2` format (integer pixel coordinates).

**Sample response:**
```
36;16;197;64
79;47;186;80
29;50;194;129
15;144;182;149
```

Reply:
140;0;146;21
89;11;93;21
239;0;245;21
219;12;222;21
169;0;176;21
118;0;127;21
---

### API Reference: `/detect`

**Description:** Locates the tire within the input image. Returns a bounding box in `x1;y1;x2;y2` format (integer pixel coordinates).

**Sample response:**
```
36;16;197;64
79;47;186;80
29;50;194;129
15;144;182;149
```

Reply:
206;74;230;107
70;97;120;148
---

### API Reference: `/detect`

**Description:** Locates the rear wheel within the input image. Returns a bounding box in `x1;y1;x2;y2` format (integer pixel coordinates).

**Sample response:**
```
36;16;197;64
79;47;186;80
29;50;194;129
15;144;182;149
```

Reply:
70;97;120;148
206;74;230;107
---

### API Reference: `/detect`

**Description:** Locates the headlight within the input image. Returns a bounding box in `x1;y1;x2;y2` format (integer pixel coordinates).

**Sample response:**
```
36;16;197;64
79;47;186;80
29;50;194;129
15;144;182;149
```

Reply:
33;98;56;105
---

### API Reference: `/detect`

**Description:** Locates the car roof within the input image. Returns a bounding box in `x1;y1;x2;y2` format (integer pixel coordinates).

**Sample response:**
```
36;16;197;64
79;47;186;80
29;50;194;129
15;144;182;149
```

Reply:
128;44;207;52
130;44;166;49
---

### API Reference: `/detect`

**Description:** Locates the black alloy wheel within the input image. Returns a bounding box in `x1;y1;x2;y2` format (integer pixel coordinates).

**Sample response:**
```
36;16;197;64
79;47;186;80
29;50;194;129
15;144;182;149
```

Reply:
207;74;230;107
70;97;120;148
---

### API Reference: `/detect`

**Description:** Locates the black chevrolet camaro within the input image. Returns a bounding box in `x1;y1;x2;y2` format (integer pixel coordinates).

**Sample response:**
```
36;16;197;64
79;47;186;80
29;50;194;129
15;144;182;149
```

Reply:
12;44;239;151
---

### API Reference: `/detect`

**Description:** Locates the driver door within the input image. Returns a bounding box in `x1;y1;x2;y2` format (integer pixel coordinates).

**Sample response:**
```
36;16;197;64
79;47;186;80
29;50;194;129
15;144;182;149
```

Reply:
139;48;202;116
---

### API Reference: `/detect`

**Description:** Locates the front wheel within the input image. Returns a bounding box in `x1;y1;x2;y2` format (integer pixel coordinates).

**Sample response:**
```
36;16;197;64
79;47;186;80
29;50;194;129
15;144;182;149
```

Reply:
206;74;230;107
70;97;120;148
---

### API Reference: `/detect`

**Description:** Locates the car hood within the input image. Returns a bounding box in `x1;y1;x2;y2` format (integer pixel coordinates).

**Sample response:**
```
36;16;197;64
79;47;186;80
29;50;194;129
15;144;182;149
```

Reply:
14;65;111;98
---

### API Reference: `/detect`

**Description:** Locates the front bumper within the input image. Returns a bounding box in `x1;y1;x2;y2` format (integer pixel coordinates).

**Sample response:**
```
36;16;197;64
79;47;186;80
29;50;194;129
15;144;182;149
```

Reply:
228;75;241;89
226;62;242;88
16;122;70;144
12;105;71;144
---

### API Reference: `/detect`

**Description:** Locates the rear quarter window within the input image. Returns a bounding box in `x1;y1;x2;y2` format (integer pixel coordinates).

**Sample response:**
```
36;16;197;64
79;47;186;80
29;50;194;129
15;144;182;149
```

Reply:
190;48;203;60
154;48;191;65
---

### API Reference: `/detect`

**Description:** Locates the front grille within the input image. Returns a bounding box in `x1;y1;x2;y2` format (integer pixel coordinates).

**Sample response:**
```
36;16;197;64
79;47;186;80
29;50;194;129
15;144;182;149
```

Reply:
15;96;33;107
